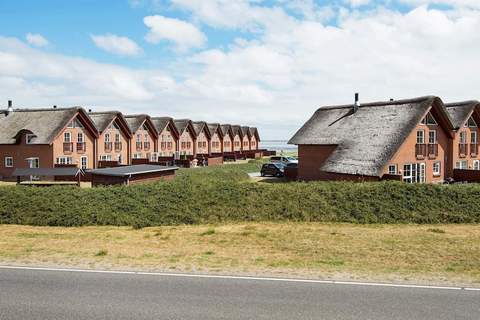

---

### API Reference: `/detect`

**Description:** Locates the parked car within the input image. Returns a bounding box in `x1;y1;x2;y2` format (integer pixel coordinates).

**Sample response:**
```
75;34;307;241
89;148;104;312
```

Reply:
261;163;285;177
270;156;298;165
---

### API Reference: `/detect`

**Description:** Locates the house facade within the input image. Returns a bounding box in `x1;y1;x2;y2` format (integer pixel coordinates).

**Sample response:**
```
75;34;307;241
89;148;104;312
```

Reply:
208;123;223;154
174;119;196;156
193;121;211;155
221;124;234;152
152;117;178;158
0;106;99;178
241;126;251;151
231;125;243;152
89;112;131;165
445;101;480;175
248;127;260;150
289;96;456;183
125;115;158;160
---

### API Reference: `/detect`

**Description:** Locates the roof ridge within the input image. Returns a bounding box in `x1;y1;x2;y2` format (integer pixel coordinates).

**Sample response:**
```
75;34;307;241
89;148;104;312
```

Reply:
0;107;80;112
445;100;480;108
317;96;437;112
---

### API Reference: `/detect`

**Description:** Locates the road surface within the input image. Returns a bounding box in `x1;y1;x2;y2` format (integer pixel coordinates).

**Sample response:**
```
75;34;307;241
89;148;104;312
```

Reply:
0;266;479;320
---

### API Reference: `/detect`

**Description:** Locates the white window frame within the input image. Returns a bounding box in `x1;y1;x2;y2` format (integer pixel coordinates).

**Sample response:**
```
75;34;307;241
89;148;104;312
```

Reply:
467;117;477;127
455;160;468;169
26;134;35;144
136;134;142;143
105;133;110;143
64;132;71;143
471;131;477;144
4;156;13;168
115;133;120;143
77;132;84;143
56;156;73;165
428;130;437;144
459;131;467;144
388;164;397;175
133;153;142;159
403;163;426;183
27;157;40;168
80;156;88;169
433;161;441;176
421;112;438;125
474;160;480;170
100;155;112;161
416;130;425;144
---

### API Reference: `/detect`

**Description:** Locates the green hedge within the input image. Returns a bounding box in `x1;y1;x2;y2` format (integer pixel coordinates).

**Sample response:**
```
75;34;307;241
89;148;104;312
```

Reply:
0;161;479;227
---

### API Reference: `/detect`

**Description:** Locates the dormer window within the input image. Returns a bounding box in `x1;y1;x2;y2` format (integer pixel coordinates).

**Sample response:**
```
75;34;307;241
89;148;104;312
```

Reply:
26;134;35;144
467;117;477;128
421;112;437;125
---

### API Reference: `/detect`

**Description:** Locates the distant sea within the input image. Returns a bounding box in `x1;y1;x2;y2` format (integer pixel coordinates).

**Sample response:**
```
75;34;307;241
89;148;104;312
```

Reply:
260;140;297;152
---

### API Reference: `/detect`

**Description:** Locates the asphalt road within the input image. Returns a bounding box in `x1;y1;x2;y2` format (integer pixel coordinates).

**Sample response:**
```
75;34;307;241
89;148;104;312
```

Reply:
0;267;479;320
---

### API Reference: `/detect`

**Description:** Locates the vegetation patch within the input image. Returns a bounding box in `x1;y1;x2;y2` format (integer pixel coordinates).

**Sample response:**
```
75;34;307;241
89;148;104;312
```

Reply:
1;160;480;226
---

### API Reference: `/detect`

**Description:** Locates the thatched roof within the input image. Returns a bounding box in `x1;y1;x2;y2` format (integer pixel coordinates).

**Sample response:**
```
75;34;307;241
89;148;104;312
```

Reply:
151;117;172;133
192;121;210;138
249;127;260;141
240;126;251;138
173;119;192;135
207;123;223;137
444;101;480;129
0;107;95;144
124;114;147;133
231;125;242;137
89;111;120;133
289;96;453;177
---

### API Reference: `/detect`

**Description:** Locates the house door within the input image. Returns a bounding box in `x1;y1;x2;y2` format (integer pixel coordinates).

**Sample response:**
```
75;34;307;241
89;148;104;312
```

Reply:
26;157;40;181
414;163;425;183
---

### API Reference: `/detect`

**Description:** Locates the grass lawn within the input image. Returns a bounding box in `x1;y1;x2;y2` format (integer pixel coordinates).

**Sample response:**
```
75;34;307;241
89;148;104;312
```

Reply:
0;223;479;286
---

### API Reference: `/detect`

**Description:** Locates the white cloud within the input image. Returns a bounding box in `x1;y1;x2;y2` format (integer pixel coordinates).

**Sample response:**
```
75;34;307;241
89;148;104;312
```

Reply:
144;15;206;51
5;3;480;140
91;34;143;57
25;33;49;47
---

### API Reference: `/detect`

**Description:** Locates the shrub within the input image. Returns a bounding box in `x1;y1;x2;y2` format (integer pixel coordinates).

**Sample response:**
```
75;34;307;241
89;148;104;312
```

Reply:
0;162;480;226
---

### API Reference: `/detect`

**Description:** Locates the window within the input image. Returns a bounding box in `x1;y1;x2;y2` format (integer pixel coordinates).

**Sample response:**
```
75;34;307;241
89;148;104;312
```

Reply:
186;142;191;149
428;130;437;144
133;153;142;159
105;133;110;143
27;157;39;168
403;163;425;183
388;164;397;175
77;133;84;143
115;133;120;143
67;119;84;128
460;131;467;144
100;155;112;161
56;156;73;165
136;134;141;142
4;157;13;167
416;130;425;144
474;160;480;170
467;117;477;127
456;160;468;169
80;156;88;169
433;162;441;176
64;132;71;143
471;131;477;144
421;112;437;125
26;134;35;144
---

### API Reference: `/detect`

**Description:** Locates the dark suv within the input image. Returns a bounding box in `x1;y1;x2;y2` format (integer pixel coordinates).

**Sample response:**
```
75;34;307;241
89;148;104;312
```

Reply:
260;163;285;177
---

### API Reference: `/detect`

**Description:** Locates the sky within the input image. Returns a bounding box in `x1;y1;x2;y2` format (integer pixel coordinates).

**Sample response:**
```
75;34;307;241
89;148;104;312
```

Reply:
1;0;480;140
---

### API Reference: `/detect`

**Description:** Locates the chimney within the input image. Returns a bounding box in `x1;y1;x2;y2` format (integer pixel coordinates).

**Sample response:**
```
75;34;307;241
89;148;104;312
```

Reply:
6;100;13;116
390;98;394;102
88;109;92;113
53;105;57;109
353;93;360;113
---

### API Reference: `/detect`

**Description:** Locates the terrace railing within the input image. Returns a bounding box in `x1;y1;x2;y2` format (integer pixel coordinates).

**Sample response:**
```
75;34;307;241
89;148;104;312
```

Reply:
144;142;151;150
415;143;427;159
63;142;73;153
104;142;112;152
428;143;438;158
114;142;122;152
470;144;478;157
76;142;86;153
136;142;143;150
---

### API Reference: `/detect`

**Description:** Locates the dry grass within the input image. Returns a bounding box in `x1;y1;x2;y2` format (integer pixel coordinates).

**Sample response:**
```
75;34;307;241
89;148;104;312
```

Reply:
0;223;479;286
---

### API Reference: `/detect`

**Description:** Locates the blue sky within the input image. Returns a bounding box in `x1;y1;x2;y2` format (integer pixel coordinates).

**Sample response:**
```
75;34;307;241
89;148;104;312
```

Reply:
0;0;479;139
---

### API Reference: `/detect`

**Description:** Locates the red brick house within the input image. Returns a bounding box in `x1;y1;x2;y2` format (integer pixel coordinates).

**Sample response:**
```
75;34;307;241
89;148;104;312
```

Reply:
192;121;211;156
240;126;251;151
89;111;132;166
248;127;260;150
0;104;99;178
174;119;196;157
289;96;455;183
231;125;243;152
124;115;158;160
151;117;179;158
444;101;480;175
208;123;224;154
220;124;234;153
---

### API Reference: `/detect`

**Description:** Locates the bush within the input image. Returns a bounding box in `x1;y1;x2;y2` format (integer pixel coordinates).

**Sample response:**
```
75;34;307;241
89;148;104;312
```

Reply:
1;162;480;226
